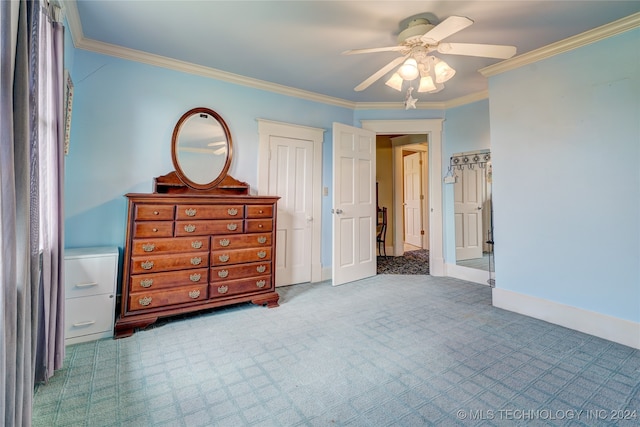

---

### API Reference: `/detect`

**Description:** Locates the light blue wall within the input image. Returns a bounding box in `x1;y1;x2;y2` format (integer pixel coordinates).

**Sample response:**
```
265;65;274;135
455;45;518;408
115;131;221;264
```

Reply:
442;101;491;262
64;50;354;271
488;28;640;322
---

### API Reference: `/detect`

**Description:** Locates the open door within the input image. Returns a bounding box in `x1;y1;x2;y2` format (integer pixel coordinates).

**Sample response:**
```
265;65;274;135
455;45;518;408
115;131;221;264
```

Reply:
332;123;376;286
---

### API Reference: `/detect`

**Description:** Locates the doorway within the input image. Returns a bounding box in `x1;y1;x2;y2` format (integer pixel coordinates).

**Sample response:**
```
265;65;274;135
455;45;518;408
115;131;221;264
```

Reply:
362;119;445;276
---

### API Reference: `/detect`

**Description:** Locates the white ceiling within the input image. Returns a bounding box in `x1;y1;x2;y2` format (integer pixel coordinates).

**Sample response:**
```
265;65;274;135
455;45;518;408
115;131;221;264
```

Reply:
65;1;640;106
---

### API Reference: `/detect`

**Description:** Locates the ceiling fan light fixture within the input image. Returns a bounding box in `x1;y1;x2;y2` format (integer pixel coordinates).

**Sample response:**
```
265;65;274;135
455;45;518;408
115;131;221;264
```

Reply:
397;58;419;81
433;57;456;83
385;72;404;91
417;75;437;93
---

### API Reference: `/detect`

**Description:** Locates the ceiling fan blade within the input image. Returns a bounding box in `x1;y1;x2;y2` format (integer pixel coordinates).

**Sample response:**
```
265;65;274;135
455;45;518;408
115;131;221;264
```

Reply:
421;16;473;44
354;55;408;91
438;43;517;59
342;46;405;55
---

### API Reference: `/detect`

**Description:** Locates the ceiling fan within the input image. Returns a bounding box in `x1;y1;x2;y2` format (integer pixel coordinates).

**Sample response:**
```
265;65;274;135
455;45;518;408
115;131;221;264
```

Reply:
343;16;517;94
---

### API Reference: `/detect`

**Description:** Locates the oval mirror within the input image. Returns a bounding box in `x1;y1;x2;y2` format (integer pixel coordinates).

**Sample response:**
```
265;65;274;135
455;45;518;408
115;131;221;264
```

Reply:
171;107;232;190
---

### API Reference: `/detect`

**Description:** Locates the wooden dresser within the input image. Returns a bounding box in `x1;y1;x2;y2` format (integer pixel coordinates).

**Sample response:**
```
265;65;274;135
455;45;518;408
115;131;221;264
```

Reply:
115;188;280;338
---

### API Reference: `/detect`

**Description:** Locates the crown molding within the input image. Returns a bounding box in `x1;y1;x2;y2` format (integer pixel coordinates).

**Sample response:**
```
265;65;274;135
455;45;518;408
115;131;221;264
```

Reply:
480;12;640;77
75;37;356;109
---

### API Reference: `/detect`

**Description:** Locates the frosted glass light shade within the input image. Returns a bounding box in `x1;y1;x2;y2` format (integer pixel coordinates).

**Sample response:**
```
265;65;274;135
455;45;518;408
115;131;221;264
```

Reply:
433;58;455;83
418;76;437;92
385;73;404;91
397;58;419;81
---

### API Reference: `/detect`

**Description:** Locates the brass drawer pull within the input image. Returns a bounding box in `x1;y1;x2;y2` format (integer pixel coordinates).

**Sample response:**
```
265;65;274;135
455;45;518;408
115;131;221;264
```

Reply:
190;273;201;282
184;224;196;233
256;265;266;273
227;208;238;216
141;261;154;270
153;211;159;215
140;279;153;288
219;238;230;247
217;285;229;294
258;224;263;228
191;240;203;249
257;251;267;259
218;270;229;278
257;236;267;244
191;257;202;266
188;290;200;299
226;223;238;231
142;243;155;252
256;280;266;288
218;254;229;262
185;208;197;217
139;296;152;306
259;210;263;214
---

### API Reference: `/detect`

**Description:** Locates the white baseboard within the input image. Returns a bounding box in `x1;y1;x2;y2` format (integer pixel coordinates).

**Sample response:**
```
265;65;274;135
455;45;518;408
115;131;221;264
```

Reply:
445;263;493;285
493;288;640;350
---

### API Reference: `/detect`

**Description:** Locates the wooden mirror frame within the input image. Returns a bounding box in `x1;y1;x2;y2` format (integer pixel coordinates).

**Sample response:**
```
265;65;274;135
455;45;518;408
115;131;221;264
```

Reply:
171;107;233;190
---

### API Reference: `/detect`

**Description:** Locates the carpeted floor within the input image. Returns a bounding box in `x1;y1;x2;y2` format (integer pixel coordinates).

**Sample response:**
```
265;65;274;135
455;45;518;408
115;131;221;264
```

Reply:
32;275;640;426
377;249;429;275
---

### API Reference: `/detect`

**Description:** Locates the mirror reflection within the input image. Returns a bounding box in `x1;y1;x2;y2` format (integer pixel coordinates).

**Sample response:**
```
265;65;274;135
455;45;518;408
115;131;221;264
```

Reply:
172;108;231;189
451;151;494;279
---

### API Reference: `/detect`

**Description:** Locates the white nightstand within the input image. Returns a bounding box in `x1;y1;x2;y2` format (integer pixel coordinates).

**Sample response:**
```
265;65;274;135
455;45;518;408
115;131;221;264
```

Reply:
64;247;118;345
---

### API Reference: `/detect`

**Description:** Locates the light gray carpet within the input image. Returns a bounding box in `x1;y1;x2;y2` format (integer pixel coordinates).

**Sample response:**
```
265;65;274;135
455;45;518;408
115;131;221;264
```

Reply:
33;275;640;426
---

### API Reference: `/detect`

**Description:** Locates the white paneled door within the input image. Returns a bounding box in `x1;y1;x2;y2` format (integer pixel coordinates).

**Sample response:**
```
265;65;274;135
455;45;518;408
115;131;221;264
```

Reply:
403;152;422;247
268;136;313;286
332;123;376;286
454;166;483;261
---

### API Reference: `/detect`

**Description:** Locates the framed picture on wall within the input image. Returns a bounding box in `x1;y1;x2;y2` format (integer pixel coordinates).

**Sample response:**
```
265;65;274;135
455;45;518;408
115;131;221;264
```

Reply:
64;69;73;155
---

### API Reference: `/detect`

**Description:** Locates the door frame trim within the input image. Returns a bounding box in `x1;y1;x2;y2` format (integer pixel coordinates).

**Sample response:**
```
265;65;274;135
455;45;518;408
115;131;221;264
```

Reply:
257;119;325;283
361;119;445;276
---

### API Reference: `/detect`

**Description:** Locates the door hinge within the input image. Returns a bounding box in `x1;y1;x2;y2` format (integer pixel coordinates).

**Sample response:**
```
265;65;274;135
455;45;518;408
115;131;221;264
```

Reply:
420;230;425;235
420;195;424;200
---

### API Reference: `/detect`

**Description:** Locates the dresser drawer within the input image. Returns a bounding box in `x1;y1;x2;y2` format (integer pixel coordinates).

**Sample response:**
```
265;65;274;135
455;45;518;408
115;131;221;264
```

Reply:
130;267;208;292
133;221;174;238
135;204;175;221
131;236;210;255
128;284;208;311
211;233;271;250
210;276;272;298
65;293;115;339
130;251;209;274
65;255;117;297
210;261;271;282
246;205;273;218
175;204;244;220
245;219;273;233
175;220;243;236
211;247;271;266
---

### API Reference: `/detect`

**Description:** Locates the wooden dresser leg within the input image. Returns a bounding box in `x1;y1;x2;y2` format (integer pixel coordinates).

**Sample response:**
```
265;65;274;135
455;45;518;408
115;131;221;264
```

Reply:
251;292;280;308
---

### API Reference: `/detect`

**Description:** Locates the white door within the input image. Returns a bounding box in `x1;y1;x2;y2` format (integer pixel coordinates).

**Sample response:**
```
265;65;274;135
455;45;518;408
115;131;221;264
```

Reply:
403;152;422;247
268;136;313;286
332;123;376;286
454;166;483;260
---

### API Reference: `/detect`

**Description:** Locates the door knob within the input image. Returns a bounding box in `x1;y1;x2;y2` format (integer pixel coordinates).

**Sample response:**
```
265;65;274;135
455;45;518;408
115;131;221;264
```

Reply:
335;209;343;214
